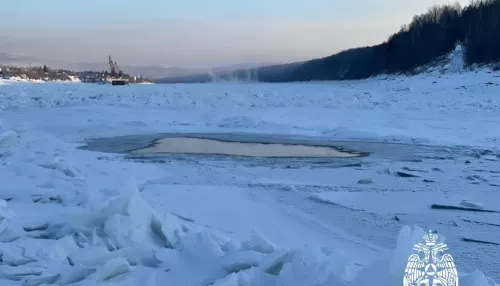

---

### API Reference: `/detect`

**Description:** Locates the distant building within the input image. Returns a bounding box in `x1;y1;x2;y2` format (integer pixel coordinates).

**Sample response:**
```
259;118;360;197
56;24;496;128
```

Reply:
77;71;105;83
1;69;12;79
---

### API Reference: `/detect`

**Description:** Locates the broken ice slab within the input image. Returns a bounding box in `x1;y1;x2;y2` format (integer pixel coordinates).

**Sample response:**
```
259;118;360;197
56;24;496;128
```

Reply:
462;238;500;246
431;204;499;213
460;200;485;210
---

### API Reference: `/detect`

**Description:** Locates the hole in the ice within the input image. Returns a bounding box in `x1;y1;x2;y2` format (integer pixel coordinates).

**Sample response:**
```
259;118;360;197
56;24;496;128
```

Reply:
79;133;372;160
130;137;362;158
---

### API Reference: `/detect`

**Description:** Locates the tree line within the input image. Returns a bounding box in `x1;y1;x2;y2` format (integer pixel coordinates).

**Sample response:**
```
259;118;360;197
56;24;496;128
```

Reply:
199;0;500;83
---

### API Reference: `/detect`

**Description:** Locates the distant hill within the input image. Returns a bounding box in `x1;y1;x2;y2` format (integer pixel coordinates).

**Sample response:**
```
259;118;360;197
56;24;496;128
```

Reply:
0;56;204;79
0;54;277;80
69;62;206;79
157;0;500;83
0;55;198;79
0;53;44;67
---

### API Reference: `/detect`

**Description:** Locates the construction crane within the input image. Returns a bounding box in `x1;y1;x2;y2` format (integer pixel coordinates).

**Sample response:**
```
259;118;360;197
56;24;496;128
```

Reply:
108;55;128;85
115;61;124;78
108;55;124;78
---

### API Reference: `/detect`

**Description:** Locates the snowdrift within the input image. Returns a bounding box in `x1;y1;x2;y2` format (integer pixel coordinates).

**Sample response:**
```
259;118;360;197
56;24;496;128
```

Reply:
0;180;496;285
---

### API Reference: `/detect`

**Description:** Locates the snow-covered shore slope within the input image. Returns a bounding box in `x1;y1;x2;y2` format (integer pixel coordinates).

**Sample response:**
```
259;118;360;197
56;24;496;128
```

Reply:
0;70;499;285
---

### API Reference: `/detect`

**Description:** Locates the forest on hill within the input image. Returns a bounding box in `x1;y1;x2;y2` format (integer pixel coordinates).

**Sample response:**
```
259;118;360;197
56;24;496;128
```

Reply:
157;0;500;83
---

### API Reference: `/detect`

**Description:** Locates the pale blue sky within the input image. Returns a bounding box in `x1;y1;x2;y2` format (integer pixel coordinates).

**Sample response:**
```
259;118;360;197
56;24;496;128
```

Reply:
1;0;470;68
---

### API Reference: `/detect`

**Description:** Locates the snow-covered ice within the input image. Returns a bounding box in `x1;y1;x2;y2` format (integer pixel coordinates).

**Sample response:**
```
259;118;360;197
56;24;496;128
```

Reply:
0;71;499;285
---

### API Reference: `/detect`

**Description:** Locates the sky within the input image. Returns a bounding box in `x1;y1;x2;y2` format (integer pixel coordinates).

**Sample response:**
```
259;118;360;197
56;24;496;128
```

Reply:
0;0;470;68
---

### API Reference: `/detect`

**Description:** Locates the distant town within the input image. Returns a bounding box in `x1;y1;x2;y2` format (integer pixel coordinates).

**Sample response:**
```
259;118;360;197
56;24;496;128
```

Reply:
0;56;152;84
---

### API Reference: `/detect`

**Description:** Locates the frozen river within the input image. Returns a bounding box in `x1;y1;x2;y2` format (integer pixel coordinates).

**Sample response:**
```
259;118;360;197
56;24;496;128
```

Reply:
1;73;499;285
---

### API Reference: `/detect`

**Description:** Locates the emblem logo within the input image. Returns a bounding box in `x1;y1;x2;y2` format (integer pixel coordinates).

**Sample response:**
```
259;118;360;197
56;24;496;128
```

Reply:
403;230;459;286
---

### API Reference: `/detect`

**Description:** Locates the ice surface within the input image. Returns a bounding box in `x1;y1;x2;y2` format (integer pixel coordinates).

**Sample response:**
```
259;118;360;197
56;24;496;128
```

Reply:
1;70;499;285
132;137;359;158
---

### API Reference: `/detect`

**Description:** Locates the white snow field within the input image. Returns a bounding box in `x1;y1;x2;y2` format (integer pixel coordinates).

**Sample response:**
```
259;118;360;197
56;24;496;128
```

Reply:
1;71;499;286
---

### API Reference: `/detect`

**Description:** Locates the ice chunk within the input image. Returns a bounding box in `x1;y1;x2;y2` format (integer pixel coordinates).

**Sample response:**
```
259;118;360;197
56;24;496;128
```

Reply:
0;265;43;281
460;200;485;210
222;239;241;253
90;257;131;282
22;272;60;286
0;131;19;148
480;155;498;161
38;156;80;178
71;245;153;269
0;199;13;233
98;184;163;249
31;192;63;204
94;179;194;253
277;248;351;286
178;231;225;258
241;231;275;254
0;243;36;266
390;225;427;275
34;236;79;263
259;250;294;275
209;271;252;286
349;225;427;286
220;250;265;273
154;213;191;249
461;270;500;286
154;248;180;265
0;199;8;210
57;265;94;285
